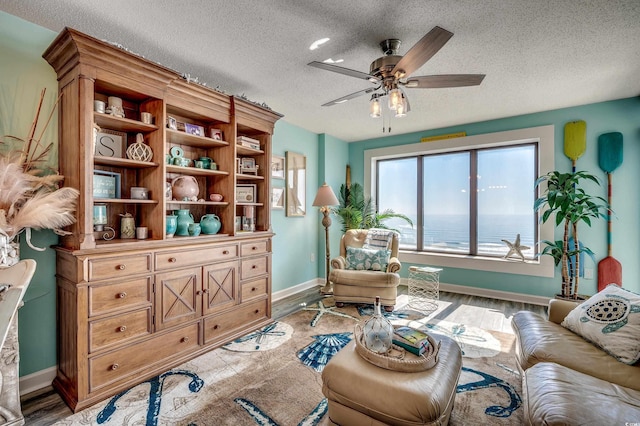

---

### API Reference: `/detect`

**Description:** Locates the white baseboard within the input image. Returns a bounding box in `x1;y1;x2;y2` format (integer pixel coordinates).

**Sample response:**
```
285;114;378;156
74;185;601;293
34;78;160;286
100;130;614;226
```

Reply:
19;366;56;396
272;278;322;302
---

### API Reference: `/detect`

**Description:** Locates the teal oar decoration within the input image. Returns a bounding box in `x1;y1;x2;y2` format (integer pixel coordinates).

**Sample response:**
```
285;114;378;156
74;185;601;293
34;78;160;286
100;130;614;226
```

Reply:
597;132;623;290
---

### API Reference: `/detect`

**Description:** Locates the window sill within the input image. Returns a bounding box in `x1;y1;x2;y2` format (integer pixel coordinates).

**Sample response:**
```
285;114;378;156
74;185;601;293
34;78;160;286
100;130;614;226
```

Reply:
399;250;554;278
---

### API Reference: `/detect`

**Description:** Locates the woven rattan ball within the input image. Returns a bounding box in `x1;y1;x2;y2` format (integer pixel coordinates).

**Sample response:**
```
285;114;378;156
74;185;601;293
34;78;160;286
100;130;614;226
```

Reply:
126;142;153;162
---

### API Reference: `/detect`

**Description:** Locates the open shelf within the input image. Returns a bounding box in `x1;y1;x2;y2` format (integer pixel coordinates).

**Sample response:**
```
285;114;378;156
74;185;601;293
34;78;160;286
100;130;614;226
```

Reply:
94;112;158;133
167;129;229;148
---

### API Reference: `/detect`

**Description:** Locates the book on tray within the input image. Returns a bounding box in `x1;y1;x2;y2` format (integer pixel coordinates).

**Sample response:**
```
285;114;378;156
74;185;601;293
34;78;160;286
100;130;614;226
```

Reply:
392;326;430;356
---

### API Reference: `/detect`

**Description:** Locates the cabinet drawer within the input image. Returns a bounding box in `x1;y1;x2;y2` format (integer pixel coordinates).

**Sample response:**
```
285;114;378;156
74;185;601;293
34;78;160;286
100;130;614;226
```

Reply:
241;255;268;280
89;277;152;317
89;308;152;353
155;244;238;271
89;323;199;392
203;299;268;345
240;240;269;257
88;254;151;282
241;277;268;302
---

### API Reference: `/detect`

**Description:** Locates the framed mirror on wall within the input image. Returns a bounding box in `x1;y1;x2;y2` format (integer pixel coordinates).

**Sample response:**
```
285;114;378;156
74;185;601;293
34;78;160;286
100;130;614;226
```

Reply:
285;151;306;216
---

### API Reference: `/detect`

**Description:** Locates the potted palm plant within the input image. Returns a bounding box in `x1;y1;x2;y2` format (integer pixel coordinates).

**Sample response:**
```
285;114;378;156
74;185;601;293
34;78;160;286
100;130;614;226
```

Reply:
333;182;413;232
534;170;608;299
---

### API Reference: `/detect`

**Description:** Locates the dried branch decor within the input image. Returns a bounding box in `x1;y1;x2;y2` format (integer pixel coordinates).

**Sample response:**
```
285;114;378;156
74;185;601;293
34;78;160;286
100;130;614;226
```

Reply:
0;89;79;251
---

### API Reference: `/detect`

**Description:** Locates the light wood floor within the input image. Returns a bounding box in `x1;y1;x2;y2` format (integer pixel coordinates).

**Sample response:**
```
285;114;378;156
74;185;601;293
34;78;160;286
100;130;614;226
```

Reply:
20;285;546;424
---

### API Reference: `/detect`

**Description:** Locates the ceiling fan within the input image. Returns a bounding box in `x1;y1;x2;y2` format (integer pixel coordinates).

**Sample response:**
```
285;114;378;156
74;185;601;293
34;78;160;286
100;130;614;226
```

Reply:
308;26;485;118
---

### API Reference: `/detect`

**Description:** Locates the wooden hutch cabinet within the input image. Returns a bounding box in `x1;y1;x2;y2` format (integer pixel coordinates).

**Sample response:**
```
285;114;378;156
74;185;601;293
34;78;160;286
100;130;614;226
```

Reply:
43;28;281;411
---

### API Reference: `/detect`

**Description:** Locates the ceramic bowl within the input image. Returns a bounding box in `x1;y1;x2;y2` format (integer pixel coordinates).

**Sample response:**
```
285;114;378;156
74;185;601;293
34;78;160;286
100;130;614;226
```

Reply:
209;193;223;202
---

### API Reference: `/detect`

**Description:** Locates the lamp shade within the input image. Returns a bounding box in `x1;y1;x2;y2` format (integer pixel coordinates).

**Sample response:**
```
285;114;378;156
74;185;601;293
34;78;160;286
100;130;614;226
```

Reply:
312;183;339;207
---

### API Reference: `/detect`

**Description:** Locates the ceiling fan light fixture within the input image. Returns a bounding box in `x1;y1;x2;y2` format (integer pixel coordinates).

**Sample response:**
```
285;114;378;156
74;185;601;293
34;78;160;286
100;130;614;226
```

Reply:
388;87;402;110
369;97;381;118
395;96;407;118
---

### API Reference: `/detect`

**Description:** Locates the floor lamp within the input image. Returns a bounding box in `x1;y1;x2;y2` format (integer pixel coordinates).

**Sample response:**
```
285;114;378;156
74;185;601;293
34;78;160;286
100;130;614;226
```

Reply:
312;183;340;295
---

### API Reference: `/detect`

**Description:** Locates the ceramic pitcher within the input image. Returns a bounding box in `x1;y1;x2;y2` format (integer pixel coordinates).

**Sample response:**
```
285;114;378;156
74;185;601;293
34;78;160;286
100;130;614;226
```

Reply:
174;209;194;236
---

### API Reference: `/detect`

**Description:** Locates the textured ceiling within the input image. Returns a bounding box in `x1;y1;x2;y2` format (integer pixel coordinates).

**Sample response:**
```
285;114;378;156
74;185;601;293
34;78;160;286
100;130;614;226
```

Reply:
1;0;639;142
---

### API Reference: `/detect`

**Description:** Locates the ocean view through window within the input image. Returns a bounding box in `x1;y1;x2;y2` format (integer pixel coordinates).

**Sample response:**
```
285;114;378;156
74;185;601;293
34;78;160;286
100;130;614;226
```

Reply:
364;125;555;278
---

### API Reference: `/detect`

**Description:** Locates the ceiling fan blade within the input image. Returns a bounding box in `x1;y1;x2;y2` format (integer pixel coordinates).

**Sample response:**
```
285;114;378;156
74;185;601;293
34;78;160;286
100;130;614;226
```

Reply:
321;87;379;107
404;74;486;88
308;61;379;82
391;26;453;78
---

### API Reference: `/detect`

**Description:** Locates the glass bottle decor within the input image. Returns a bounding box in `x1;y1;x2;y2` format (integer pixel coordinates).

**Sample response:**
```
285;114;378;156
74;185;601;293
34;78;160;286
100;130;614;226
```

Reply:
362;296;393;354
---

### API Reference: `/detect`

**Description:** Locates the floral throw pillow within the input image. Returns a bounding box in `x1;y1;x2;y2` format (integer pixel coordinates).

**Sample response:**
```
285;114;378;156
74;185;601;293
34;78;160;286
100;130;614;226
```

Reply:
561;284;640;364
345;247;391;271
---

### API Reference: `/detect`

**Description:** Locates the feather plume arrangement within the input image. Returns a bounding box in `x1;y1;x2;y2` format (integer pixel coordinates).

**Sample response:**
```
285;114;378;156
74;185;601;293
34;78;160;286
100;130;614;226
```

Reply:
0;89;79;246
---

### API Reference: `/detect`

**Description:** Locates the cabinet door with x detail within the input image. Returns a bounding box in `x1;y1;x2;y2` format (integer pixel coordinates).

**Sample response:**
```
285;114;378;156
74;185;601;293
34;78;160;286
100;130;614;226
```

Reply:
155;267;201;331
202;260;239;315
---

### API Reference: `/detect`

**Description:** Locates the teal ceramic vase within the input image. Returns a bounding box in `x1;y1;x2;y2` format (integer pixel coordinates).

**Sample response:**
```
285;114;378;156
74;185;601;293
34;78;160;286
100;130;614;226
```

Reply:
188;222;201;236
200;214;221;234
166;214;178;237
174;209;194;236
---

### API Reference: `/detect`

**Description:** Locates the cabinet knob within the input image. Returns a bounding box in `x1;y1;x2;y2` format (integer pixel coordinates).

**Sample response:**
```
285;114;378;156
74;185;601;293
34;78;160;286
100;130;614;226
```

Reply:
223;250;229;255
117;264;126;270
169;257;177;263
111;364;119;370
118;326;127;332
181;337;189;343
213;325;219;330
196;290;202;295
254;309;259;314
252;246;257;251
118;292;127;299
202;289;208;294
251;287;257;292
252;265;257;269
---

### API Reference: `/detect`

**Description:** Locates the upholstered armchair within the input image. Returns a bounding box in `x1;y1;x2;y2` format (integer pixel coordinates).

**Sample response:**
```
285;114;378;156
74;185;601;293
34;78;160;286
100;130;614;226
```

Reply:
329;229;401;311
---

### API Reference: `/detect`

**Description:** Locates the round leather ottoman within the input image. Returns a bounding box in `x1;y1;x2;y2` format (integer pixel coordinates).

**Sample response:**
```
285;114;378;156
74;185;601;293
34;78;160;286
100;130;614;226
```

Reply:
321;335;462;426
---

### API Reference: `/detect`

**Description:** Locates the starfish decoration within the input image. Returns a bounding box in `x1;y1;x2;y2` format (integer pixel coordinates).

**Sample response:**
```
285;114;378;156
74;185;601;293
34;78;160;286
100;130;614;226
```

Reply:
501;234;530;261
303;300;360;327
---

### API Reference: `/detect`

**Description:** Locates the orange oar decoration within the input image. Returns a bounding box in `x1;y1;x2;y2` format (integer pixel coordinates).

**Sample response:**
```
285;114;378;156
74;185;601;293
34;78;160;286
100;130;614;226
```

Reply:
597;132;623;290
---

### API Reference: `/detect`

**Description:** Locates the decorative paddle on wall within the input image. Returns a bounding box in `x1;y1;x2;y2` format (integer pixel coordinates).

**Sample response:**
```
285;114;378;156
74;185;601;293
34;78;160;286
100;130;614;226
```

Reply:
597;131;623;290
564;120;587;279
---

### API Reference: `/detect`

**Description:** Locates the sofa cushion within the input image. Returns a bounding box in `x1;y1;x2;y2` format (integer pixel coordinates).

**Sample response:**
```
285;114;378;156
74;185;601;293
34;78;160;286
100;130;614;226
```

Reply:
561;284;640;364
523;362;640;425
345;247;390;271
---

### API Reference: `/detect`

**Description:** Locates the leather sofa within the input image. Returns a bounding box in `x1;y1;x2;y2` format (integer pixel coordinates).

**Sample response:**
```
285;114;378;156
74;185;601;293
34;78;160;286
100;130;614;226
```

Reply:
512;299;640;424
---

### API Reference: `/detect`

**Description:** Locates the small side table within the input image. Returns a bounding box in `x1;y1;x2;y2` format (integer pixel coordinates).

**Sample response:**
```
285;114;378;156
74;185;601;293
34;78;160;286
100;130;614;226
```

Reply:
408;266;442;314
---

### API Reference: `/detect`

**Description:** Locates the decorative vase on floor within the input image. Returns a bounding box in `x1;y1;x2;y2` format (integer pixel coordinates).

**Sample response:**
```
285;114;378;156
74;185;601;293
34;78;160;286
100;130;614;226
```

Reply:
0;235;19;268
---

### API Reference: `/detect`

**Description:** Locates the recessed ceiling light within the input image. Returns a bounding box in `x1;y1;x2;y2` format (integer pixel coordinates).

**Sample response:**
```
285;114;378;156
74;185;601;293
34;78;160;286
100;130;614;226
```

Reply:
322;58;344;64
309;38;330;50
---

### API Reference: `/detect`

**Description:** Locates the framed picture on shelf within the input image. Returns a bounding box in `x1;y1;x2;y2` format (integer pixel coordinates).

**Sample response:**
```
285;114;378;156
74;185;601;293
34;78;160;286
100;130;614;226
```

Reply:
271;155;285;179
95;129;125;158
93;170;121;199
210;128;223;140
271;187;284;209
167;116;177;130
185;123;205;137
236;184;257;203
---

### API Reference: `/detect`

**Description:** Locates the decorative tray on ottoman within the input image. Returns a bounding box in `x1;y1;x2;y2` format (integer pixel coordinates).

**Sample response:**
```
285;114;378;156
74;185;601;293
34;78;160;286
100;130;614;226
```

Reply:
354;324;441;372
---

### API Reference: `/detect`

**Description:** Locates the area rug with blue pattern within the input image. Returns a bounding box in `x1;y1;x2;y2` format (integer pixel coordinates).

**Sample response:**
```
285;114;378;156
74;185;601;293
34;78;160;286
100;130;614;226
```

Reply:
54;296;523;425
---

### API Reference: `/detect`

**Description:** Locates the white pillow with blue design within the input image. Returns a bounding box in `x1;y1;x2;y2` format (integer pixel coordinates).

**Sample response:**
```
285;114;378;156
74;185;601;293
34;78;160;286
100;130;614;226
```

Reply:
345;246;391;271
561;284;640;364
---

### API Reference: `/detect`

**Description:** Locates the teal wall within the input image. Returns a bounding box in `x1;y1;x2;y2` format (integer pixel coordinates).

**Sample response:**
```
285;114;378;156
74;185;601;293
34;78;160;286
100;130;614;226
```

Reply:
349;98;640;297
3;10;640;381
1;11;61;376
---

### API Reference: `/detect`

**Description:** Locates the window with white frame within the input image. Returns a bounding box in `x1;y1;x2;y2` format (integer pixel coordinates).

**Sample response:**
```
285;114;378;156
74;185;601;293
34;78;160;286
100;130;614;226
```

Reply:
364;125;555;277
